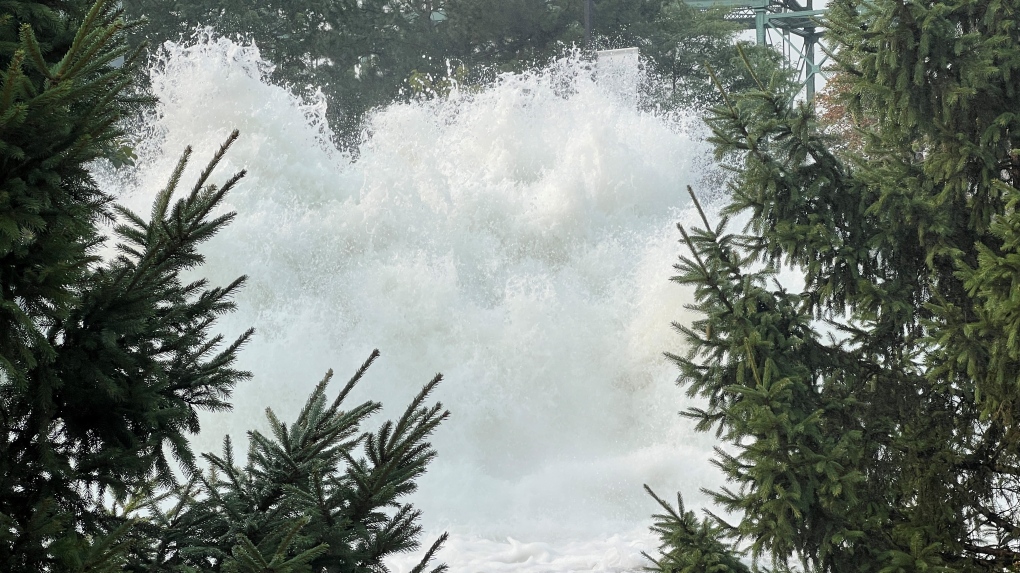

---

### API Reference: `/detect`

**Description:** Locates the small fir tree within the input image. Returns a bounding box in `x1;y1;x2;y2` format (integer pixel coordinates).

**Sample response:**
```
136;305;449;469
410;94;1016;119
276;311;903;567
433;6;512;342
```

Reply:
643;485;749;573
125;350;449;573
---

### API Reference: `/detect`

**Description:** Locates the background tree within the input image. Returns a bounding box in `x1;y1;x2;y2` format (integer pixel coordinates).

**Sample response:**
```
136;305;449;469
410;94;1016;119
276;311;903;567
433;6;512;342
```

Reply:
440;0;582;72
120;0;452;145
647;0;1020;571
441;0;756;109
120;0;746;145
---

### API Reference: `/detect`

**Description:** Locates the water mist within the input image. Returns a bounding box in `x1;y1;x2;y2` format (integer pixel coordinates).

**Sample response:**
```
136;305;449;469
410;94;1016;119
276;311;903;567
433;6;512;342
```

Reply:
96;36;723;572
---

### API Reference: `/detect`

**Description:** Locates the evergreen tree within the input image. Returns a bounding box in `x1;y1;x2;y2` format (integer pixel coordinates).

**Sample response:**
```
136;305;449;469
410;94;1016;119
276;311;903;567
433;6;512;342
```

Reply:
643;485;749;573
0;23;253;558
0;0;233;569
126;350;449;573
648;0;1020;571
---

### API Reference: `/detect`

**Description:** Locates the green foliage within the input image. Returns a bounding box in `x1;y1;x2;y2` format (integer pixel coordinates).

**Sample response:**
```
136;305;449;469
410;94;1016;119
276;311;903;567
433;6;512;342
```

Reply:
444;0;763;109
220;518;329;573
126;351;449;573
440;0;583;71
653;0;1020;571
0;0;139;393
120;0;450;144
1;116;252;569
0;1;243;570
643;486;749;573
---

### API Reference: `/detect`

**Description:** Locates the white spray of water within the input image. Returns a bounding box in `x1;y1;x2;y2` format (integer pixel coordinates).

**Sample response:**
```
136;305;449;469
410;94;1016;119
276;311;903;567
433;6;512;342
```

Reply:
99;36;724;572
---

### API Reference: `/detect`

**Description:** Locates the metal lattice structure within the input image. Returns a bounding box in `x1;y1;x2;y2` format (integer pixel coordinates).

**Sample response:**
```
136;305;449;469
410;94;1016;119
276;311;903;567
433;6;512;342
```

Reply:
686;0;828;101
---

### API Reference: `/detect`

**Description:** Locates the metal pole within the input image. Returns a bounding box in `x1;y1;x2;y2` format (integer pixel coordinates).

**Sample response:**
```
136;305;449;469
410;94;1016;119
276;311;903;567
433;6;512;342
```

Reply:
805;35;816;101
805;0;815;101
755;7;766;45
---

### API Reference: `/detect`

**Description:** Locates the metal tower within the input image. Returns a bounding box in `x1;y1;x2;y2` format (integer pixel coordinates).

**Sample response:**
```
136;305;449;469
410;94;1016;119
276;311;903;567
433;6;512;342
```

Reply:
685;0;828;101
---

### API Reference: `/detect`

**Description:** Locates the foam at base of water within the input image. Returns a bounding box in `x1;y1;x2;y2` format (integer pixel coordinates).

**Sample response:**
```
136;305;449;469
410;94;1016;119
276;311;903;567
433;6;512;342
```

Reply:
96;35;722;571
391;529;656;572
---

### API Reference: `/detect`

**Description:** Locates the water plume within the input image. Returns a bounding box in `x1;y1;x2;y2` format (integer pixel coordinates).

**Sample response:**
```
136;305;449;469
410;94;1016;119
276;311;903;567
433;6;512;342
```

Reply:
97;35;723;571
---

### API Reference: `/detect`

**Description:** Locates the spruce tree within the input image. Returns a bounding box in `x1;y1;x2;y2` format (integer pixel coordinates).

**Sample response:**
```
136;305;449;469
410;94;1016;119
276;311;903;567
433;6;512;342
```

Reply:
125;351;449;573
1;54;253;569
648;0;1020;571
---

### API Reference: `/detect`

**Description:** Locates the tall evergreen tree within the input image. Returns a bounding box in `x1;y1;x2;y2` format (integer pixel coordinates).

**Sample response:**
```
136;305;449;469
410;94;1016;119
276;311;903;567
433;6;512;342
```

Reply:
0;1;226;569
0;5;254;555
0;0;218;569
648;0;1020;571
